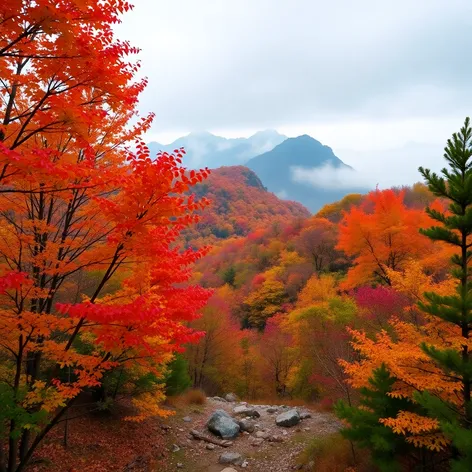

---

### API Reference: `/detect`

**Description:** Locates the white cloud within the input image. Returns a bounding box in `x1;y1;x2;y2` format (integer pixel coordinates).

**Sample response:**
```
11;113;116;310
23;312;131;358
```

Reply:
291;140;445;190
291;163;372;190
115;0;472;147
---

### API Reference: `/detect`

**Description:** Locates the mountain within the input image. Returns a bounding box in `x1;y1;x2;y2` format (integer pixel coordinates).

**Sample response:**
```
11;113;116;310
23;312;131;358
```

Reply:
148;130;286;169
246;135;370;212
183;166;310;247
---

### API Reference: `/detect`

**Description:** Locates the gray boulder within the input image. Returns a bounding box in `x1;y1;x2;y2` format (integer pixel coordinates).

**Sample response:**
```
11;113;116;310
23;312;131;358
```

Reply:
219;452;244;465
266;406;278;414
207;409;240;439
275;408;301;427
232;405;261;418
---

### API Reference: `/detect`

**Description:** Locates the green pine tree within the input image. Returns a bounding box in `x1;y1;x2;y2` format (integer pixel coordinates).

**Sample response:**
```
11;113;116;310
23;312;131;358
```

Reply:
415;117;472;471
165;354;192;396
335;364;413;472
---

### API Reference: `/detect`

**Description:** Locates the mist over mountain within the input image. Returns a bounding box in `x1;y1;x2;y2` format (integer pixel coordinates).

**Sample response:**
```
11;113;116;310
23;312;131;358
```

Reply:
246;135;370;212
147;129;286;169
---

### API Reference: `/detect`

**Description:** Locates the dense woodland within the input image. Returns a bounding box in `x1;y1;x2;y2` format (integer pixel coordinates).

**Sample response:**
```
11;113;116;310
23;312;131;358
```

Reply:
1;1;472;472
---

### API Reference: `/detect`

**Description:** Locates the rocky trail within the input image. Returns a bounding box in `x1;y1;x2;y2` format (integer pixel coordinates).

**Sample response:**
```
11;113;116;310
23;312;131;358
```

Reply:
157;396;341;472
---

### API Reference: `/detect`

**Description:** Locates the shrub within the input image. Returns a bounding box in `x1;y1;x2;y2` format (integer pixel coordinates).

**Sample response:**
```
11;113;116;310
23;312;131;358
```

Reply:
182;389;207;405
297;434;370;472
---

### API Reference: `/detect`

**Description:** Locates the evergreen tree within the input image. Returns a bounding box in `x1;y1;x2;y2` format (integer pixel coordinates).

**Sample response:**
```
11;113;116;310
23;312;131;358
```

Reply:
165;354;192;396
335;364;413;472
222;266;237;287
416;117;472;471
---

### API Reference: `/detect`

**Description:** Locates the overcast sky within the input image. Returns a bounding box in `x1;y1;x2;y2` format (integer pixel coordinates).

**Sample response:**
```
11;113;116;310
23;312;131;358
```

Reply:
116;0;472;185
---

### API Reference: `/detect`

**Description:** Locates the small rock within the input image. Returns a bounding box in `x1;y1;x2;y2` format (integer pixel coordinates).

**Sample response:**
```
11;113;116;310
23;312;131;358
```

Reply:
225;393;238;402
238;418;255;433
213;396;228;402
251;437;264;446
241;460;249;468
172;444;180;452
176;464;183;469
219;452;244;466
303;427;311;432
275;409;301;427
282;430;288;436
233;405;260;418
221;468;238;472
299;412;312;420
182;416;192;423
206;444;216;450
266;407;278;414
269;435;284;442
255;431;270;439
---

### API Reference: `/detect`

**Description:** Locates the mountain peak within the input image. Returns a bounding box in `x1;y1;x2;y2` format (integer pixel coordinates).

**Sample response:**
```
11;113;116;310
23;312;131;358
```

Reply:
245;135;364;212
250;129;283;138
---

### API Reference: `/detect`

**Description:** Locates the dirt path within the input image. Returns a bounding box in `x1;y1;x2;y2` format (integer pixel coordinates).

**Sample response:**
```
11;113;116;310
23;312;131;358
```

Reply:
157;398;341;472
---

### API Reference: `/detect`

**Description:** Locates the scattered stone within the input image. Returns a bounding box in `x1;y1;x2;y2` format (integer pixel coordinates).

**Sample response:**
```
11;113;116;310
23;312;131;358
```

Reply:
241;460;249;468
182;416;192;423
275;408;301;427
207;410;240;439
233;405;261;418
213;396;228;402
303;427;311;432
269;435;284;443
251;437;264;446
206;444;216;450
266;407;278;414
255;430;270;439
172;444;180;453
238;418;255;433
299;411;312;420
176;464;183;469
221;468;238;472
225;393;238;402
282;430;288;436
219;452;244;466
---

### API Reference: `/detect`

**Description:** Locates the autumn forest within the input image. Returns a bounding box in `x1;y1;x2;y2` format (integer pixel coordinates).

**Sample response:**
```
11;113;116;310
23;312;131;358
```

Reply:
1;1;472;472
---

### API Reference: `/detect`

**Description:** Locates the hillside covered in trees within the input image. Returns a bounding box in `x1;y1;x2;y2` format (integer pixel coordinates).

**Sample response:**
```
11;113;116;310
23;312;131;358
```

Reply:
1;1;472;472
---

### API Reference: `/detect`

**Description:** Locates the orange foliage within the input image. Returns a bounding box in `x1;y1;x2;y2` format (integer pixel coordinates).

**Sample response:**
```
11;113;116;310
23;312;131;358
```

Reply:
341;260;458;451
337;189;448;289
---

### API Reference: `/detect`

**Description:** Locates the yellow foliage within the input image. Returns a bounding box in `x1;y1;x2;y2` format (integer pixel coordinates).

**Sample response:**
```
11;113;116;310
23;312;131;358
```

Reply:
296;274;338;309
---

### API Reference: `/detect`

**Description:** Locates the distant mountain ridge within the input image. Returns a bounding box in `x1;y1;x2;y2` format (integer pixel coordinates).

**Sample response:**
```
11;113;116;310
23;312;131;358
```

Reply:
147;131;370;212
147;129;286;169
